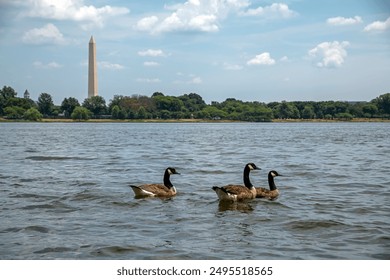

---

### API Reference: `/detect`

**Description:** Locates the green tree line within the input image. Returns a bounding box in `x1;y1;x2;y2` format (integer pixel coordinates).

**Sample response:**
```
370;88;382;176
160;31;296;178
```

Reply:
1;85;389;121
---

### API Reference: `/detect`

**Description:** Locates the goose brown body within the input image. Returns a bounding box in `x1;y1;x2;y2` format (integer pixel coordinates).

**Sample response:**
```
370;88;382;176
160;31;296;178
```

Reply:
256;170;281;200
130;167;179;198
212;163;260;202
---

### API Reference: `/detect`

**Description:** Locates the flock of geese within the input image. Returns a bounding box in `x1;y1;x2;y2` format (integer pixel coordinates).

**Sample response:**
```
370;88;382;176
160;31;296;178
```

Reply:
129;163;282;202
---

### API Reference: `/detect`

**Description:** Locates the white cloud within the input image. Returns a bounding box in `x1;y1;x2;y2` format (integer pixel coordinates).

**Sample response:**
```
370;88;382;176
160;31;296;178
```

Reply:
135;16;159;31
33;61;63;69
174;74;202;84
223;63;243;70
280;56;289;62
327;16;362;26
308;41;350;68
188;14;218;32
22;23;65;45
143;61;160;67
24;0;129;29
98;61;124;70
137;78;161;83
247;52;276;65
241;3;297;18
136;0;250;34
138;49;167;57
190;76;202;84
364;17;390;32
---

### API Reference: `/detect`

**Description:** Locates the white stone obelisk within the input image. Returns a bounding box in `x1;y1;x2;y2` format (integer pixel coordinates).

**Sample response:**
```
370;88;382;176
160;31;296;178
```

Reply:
88;36;98;98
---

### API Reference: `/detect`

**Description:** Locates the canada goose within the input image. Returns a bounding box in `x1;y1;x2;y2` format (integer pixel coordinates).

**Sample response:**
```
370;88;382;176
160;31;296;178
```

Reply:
256;170;281;200
129;167;180;198
212;163;260;202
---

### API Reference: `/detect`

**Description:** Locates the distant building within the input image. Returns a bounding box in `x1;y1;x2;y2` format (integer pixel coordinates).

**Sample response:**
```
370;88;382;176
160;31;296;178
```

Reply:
24;89;30;99
88;36;98;98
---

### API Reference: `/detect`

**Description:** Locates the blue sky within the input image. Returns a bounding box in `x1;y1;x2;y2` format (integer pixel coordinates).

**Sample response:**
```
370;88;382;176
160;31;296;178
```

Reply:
0;0;389;104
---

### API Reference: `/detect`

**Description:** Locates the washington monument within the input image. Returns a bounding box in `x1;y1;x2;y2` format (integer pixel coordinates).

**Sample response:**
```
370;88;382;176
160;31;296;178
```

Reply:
88;36;98;97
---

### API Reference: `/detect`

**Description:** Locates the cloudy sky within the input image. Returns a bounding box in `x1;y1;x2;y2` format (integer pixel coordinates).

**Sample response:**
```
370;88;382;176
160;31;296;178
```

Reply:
0;0;389;104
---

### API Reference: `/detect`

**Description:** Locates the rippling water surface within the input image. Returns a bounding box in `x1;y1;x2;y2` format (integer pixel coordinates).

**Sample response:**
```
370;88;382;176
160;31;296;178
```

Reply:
1;122;389;259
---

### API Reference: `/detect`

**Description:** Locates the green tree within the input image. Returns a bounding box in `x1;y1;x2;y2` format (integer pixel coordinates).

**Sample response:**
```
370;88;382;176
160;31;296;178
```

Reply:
61;97;80;117
154;95;184;112
179;93;206;112
349;102;364;118
362;103;378;118
239;105;273;122
108;95;123;113
0;86;17;99
37;93;54;116
111;105;120;119
372;93;390;116
151;92;164;98
24;108;42;121
111;105;126;119
71;106;92;121
302;105;315;119
335;112;353;121
201;106;227;119
4;106;25;119
82;96;106;116
5;97;35;110
136;106;147;119
0;86;18;115
274;101;300;119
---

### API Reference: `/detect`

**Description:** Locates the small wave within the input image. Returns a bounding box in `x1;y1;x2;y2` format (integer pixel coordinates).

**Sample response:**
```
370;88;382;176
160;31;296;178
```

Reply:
9;193;57;200
24;148;38;153
288;219;345;230
22;203;56;210
26;156;95;161
195;169;227;175
371;253;390;260
21;201;78;213
0;227;23;233
69;190;101;202
71;181;97;187
34;247;73;254
0;174;14;180
24;225;50;233
90;245;146;257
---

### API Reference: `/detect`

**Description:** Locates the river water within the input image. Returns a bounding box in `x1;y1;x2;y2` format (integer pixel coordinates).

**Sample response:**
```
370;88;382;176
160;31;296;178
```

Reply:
0;122;389;259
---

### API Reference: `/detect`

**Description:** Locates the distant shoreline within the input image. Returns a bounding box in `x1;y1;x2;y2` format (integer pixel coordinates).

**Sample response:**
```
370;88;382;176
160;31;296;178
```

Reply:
271;118;390;123
1;117;389;123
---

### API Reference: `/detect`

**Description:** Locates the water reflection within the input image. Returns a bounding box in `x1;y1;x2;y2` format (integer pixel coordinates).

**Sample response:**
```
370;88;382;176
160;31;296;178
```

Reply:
217;200;254;212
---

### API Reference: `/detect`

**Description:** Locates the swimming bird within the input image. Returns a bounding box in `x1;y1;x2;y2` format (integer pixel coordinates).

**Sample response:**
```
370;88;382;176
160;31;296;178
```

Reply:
212;163;260;202
129;167;180;198
256;170;281;200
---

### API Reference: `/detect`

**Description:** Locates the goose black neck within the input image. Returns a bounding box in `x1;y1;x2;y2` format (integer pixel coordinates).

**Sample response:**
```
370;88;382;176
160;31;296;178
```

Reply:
268;172;277;191
163;170;173;188
243;166;253;188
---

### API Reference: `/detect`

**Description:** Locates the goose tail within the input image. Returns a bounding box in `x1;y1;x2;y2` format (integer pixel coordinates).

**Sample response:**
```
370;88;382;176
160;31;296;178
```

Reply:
212;186;236;201
129;185;155;197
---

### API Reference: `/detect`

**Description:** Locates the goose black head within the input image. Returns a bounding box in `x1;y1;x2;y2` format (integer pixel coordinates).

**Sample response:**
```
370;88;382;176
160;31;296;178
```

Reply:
269;170;281;177
166;167;180;175
246;163;261;171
